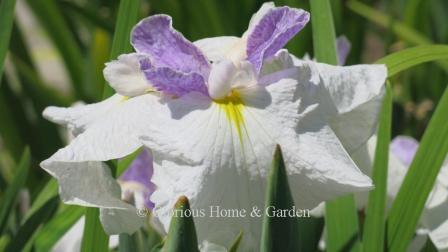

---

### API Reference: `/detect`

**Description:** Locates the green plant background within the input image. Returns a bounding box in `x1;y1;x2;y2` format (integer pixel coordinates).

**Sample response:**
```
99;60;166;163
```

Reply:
0;0;447;251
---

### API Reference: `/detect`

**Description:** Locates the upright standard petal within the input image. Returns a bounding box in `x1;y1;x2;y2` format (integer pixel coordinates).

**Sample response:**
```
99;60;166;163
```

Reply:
246;6;309;72
131;15;210;77
144;67;209;97
103;53;153;97
194;36;242;62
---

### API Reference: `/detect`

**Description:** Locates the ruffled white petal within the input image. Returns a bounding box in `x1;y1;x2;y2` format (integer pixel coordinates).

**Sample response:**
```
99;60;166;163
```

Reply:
421;165;448;250
100;205;145;234
40;160;145;234
103;53;152;97
194;36;242;62
43;94;124;136
42;94;161;163
145;72;372;251
292;58;387;154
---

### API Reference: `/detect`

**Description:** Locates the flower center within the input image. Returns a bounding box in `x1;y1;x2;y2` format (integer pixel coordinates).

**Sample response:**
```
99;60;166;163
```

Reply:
215;91;246;142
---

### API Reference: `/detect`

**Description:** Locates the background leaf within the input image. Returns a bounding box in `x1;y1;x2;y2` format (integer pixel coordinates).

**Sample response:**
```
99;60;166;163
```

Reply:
163;196;199;252
376;45;448;77
260;145;299;252
0;148;31;234
81;208;108;252
387;86;448;251
102;0;140;98
362;83;392;251
0;0;17;82
310;1;361;251
34;205;84;252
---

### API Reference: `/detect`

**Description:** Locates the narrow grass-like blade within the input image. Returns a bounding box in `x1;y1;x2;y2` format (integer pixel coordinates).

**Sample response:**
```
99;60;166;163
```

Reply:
228;231;243;252
5;196;59;252
26;0;86;100
117;148;143;177
119;234;137;252
298;217;324;252
80;1;141;249
163;196;199;252
310;0;338;65
387;87;448;251
347;0;431;45
0;147;31;234
362;83;392;251
375;45;448;77
34;206;84;252
81;208;109;252
103;0;140;98
0;0;17;83
22;179;58;222
310;1;361;251
260;145;299;252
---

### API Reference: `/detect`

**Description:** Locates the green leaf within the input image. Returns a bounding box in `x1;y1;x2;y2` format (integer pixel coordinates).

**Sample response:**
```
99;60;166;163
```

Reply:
81;208;109;252
347;0;431;45
420;238;438;252
34;205;84;252
81;1;141;248
310;0;338;65
260;145;299;252
103;0;140;98
22;179;58;223
11;55;73;107
228;231;243;252
325;196;361;252
362;83;392;251
310;1;361;251
0;0;17;83
0;147;31;234
298;217;324;252
347;1;448;72
25;0;87;100
375;45;448;77
5;196;59;252
117;148;143;177
163;196;199;252
58;0;114;33
119;234;137;252
387;87;448;251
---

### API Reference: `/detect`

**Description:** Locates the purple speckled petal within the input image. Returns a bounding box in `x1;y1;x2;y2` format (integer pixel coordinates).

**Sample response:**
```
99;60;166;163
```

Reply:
144;67;208;97
336;35;351;66
120;150;155;208
131;15;210;78
246;6;309;73
391;136;419;166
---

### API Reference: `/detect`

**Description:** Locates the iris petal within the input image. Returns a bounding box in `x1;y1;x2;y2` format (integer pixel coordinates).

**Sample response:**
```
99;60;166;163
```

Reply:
246;6;309;72
131;15;210;77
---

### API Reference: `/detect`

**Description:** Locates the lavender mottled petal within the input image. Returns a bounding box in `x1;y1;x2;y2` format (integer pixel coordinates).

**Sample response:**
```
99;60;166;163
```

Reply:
336;35;351;66
120;150;154;191
144;67;208;97
131;15;210;78
391;136;419;166
246;7;309;73
139;57;152;71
